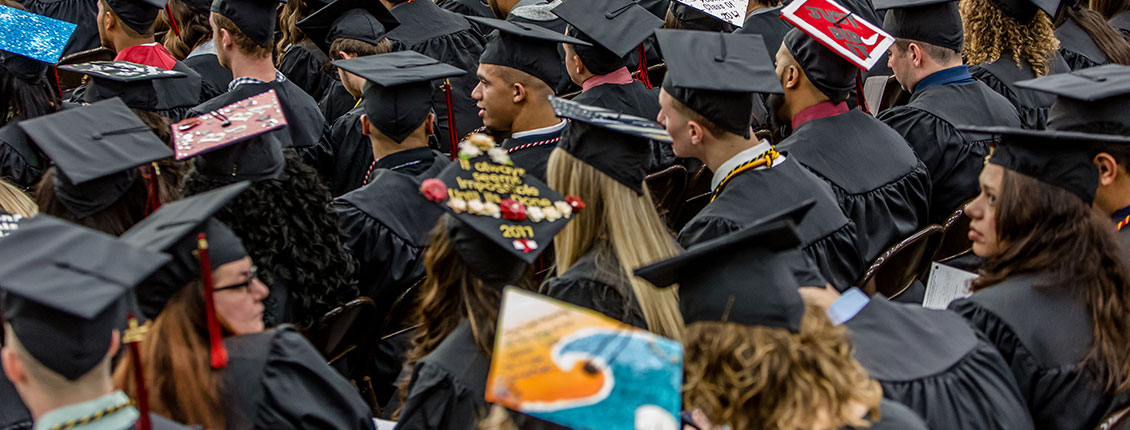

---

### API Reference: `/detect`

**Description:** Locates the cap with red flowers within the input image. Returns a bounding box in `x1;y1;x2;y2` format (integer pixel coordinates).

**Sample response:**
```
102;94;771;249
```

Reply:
420;134;583;283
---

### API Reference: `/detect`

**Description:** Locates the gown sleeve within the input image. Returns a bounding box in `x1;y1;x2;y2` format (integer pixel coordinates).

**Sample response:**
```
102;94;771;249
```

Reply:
0;125;45;191
395;363;483;430
861;399;929;430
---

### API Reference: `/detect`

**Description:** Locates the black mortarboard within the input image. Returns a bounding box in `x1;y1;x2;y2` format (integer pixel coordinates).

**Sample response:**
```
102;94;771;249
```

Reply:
296;0;399;56
0;215;170;380
211;0;287;48
62;61;198;112
551;96;667;195
421;136;582;285
958;125;1105;204
468;16;592;89
1014;65;1130;135
18;98;173;218
0;5;75;81
668;0;737;32
657;30;781;138
121;182;249;318
105;0;166;34
333;51;465;143
875;0;963;52
988;0;1058;22
783;27;858;104
634;213;808;330
552;0;663;75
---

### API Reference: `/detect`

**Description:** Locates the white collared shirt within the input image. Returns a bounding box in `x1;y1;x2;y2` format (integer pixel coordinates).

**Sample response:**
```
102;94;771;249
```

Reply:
510;120;567;139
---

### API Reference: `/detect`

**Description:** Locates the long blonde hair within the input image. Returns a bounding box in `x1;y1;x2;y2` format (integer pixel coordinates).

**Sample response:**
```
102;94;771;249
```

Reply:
0;179;36;217
546;148;685;341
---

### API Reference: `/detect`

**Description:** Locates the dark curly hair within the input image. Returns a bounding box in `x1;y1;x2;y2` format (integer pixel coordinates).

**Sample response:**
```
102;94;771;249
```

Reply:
182;150;360;329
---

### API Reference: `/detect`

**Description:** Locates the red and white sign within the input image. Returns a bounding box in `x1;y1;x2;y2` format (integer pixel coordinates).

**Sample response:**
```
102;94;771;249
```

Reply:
676;0;749;27
780;0;894;71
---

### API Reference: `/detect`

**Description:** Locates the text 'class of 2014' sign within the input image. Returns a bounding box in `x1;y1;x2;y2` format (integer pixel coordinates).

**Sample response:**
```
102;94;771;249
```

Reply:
170;89;287;160
780;0;895;71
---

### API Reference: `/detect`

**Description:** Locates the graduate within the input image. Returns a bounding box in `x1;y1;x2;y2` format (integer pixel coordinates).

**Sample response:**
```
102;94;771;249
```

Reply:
657;30;863;290
190;0;327;170
467;16;590;180
330;51;460;306
771;26;931;267
297;0;400;195
735;0;792;57
0;212;32;430
21;98;173;236
276;0;335;102
383;0;487;153
551;0;674;171
0;215;192;430
1053;0;1130;70
395;137;580;429
0;5;62;191
963;0;1070;129
876;0;1022;223
541;97;683;339
163;0;233;89
948;123;1130;429
634;213;929;430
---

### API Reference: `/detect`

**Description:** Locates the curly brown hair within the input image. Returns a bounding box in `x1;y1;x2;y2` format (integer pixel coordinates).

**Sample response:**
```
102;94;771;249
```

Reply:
960;0;1060;76
682;303;882;430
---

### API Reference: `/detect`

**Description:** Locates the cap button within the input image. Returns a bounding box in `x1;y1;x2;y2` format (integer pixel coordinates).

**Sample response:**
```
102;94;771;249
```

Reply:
91;132;103;140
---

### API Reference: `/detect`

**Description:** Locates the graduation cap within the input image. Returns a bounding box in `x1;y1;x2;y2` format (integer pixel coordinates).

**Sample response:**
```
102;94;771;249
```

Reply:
172;89;287;181
551;96;668;195
105;0;166;35
211;0;287;48
1013;65;1130;134
656;29;780;139
421;134;583;285
988;0;1058;22
296;0;399;56
468;16;592;89
782;27;858;104
333;51;465;143
551;0;663;75
0;4;76;80
958;125;1106;204
62;60;198;112
668;0;738;32
634;203;812;330
0;215;171;380
0;211;23;238
874;0;963;52
18;97;173;218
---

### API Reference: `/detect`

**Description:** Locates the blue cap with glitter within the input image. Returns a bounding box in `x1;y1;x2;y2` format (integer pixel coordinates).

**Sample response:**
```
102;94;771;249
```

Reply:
0;4;76;80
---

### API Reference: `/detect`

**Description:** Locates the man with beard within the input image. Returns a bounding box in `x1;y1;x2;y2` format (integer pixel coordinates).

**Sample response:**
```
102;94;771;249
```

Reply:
655;30;865;290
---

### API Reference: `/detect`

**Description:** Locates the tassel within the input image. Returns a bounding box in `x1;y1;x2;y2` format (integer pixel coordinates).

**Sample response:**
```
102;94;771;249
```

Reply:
124;313;152;430
196;234;228;369
444;79;458;161
52;66;62;100
636;45;652;89
856;70;871;115
165;4;181;37
144;163;161;216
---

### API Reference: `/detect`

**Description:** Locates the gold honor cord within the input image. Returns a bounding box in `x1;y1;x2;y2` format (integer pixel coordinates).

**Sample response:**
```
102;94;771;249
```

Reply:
48;400;135;430
710;147;780;202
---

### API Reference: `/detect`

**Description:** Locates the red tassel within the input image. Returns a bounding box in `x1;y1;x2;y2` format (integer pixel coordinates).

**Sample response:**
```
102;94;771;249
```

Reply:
165;4;181;37
143;164;161;216
124;313;152;430
52;66;62;100
856;70;871;115
196;233;228;369
444;79;458;160
636;45;652;89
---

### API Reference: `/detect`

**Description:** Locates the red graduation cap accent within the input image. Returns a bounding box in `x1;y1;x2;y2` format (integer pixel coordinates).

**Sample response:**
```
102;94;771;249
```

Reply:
123;313;152;430
780;0;895;70
444;79;458;161
171;89;287;160
196;233;228;369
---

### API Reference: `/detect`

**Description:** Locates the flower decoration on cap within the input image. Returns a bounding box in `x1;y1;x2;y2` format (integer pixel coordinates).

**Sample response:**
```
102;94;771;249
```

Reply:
566;196;586;213
460;133;513;165
420;178;448;202
500;199;527;221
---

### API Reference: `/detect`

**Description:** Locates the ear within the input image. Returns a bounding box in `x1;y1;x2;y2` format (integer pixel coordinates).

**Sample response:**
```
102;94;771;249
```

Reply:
338;51;354;60
1095;153;1120;186
425;112;436;136
687;120;706;146
1;346;27;385
783;65;801;90
360;114;371;137
102;7;117;32
512;81;527;104
571;53;586;76
219;28;232;49
908;43;922;67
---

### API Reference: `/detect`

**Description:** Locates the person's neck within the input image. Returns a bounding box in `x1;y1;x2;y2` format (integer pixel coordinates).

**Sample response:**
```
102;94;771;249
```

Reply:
786;91;831;124
110;35;156;53
910;61;963;91
228;55;277;82
1097;181;1130;216
371;134;428;160
509;102;561;135
702;132;757;173
746;1;771;16
25;379;115;420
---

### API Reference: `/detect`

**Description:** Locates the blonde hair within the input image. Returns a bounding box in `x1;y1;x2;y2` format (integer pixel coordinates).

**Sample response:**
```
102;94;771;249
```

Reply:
960;0;1060;76
0;179;36;217
546;148;685;341
682;303;883;430
276;0;310;65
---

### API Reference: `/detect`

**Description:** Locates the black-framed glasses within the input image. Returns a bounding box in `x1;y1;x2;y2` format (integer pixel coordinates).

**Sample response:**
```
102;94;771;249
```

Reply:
213;266;258;293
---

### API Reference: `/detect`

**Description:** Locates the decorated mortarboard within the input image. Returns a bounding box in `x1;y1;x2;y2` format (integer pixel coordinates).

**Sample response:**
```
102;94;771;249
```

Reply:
18;98;173;218
656;30;780;139
874;0;963;53
297;0;399;56
668;0;741;31
781;0;895;93
1014;65;1130;134
58;60;185;81
0;5;76;81
958;125;1105;204
172;89;287;182
418;134;584;285
61;60;201;112
468;16;592;89
0;210;23;238
104;0;166;35
0;215;171;380
211;0;288;48
551;97;667;195
634;201;815;330
551;0;663;75
333;51;465;143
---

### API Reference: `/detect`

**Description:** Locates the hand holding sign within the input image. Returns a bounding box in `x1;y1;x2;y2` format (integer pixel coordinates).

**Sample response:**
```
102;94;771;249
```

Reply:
780;0;895;70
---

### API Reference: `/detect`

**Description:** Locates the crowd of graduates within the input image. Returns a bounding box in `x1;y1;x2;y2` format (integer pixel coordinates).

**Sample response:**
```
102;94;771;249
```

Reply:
2;0;1130;428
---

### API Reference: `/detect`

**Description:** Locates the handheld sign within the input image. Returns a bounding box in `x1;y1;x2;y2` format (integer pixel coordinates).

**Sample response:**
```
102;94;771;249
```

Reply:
171;89;287;160
673;0;749;27
780;0;895;70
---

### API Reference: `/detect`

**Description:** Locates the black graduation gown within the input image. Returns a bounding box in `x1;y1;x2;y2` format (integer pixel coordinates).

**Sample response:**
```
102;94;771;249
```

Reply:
500;126;564;182
1111;11;1130;41
190;79;328;172
396;322;490;430
736;5;792;54
879;80;1021;223
22;0;100;56
572;82;674;172
221;326;375;429
0;370;31;430
1056;18;1110;71
847;296;1034;430
333;151;449;305
386;0;486;153
540;241;647;329
777;109;931;265
319;80;357;125
278;40;336;102
677;157;864;290
949;274;1130;430
970;54;1071;130
0;117;47;191
320;106;367;197
858;399;930;430
183;49;233;92
435;0;493;18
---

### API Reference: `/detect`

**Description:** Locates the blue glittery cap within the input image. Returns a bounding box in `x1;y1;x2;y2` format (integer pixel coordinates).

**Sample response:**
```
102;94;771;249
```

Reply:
0;5;76;65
